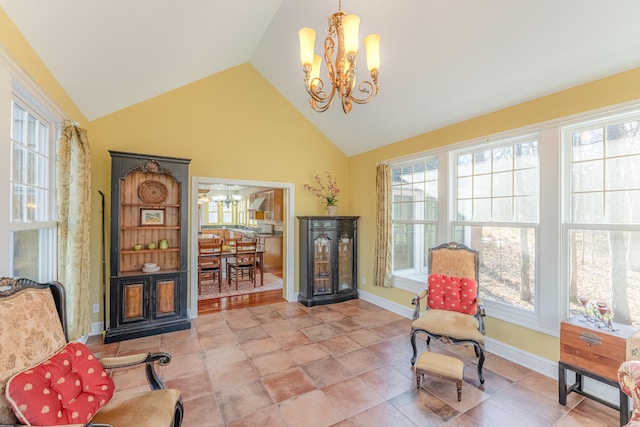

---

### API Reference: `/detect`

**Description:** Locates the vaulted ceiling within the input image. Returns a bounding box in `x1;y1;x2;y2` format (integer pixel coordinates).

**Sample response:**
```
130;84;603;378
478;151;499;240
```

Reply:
2;0;640;156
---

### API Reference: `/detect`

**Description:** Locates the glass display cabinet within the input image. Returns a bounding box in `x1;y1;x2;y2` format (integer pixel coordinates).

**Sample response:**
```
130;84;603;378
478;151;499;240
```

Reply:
298;216;359;306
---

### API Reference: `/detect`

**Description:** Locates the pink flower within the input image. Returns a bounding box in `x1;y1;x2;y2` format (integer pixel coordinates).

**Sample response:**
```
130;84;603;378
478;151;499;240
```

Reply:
304;171;340;206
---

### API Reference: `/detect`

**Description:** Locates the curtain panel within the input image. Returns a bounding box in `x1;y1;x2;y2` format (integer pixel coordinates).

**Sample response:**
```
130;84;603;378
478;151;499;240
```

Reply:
374;163;392;287
57;125;92;340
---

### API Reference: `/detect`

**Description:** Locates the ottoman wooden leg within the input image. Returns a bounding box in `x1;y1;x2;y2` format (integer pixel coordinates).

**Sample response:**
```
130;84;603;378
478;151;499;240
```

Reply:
415;351;464;401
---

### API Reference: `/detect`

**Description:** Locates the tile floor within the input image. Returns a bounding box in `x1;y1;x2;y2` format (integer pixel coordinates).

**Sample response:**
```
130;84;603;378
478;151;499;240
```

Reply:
87;299;621;426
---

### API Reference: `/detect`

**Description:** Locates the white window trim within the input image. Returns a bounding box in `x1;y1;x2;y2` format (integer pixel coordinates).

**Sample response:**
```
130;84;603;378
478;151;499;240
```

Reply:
0;48;65;277
388;100;640;336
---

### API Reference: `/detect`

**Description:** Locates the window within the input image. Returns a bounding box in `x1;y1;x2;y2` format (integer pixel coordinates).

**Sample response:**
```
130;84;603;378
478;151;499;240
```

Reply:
9;98;57;281
452;136;540;312
391;158;438;284
564;114;640;326
387;102;640;333
237;199;247;225
221;202;233;224
206;201;219;224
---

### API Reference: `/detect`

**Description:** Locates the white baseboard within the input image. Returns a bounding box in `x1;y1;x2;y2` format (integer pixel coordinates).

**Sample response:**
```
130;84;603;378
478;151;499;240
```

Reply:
358;289;414;318
90;321;103;337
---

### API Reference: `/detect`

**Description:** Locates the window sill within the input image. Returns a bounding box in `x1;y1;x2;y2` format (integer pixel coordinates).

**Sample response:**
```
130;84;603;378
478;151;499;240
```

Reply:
393;274;559;336
392;274;426;295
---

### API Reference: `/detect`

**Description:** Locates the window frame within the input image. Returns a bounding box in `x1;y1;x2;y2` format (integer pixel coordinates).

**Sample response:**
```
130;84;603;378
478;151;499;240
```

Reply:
388;126;562;335
8;91;59;281
449;134;542;322
561;109;640;327
389;102;640;335
390;155;440;291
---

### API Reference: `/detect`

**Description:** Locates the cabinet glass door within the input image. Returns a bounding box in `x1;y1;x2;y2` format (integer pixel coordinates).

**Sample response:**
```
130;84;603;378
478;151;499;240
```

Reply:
337;235;354;293
312;232;333;296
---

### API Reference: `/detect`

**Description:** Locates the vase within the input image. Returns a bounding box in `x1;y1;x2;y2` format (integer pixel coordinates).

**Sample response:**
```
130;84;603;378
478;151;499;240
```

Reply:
326;205;337;216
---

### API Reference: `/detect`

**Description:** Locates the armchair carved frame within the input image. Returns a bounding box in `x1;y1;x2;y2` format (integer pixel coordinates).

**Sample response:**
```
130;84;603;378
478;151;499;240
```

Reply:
0;277;183;427
409;242;487;384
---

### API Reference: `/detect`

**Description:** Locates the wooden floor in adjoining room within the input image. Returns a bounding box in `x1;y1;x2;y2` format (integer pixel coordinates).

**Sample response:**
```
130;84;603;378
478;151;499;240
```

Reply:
197;267;285;314
198;289;286;314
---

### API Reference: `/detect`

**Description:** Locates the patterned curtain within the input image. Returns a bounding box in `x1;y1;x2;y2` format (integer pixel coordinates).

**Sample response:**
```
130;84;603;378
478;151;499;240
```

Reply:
57;125;92;340
374;163;392;287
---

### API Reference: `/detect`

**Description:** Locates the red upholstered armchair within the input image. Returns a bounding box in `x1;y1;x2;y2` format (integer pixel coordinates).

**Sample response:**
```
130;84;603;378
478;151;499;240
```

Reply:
619;361;640;426
410;242;486;383
0;277;183;427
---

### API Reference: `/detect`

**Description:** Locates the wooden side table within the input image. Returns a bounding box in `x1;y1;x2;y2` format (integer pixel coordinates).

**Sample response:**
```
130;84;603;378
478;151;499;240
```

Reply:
558;315;640;426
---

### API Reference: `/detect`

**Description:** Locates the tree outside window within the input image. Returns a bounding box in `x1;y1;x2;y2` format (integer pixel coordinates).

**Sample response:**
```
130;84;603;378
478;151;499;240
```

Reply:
566;119;640;326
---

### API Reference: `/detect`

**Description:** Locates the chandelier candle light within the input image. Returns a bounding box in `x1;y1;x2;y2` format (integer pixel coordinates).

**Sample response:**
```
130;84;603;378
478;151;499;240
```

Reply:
298;0;380;113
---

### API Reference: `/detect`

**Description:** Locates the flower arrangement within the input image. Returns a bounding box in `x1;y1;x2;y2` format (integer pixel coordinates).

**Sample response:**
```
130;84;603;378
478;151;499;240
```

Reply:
304;171;340;206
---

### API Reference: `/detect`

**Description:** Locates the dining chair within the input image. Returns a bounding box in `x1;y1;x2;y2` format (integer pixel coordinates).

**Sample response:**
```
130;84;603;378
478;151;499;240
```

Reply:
227;240;257;289
198;239;223;291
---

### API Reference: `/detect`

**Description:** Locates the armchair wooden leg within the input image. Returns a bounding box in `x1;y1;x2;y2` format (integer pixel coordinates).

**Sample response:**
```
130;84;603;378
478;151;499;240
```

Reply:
475;343;485;384
410;329;420;365
173;399;184;427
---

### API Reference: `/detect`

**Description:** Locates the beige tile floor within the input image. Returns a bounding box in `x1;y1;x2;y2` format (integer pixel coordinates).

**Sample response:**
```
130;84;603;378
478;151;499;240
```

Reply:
87;299;621;426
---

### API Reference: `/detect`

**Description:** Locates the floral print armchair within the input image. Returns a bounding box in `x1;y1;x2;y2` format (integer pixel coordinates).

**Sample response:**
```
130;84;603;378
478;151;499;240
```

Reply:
619;361;640;426
0;277;183;427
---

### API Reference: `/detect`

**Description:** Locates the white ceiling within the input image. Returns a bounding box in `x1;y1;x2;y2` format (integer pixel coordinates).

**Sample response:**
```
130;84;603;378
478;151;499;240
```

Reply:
2;0;640;156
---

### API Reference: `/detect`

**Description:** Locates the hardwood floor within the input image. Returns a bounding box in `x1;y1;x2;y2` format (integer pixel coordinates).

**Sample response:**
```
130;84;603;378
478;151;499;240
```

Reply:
198;289;286;314
197;267;285;314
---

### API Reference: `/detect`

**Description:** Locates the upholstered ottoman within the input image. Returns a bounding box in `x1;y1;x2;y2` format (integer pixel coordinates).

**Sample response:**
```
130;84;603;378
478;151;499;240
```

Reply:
415;351;464;401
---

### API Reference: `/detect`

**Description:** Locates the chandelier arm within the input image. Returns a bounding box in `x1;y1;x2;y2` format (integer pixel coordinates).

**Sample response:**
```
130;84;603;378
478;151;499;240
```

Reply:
302;61;335;111
307;79;336;112
348;79;378;105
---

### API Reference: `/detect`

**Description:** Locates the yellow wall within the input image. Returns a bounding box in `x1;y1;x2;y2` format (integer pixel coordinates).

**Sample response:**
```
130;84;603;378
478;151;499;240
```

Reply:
348;67;640;362
89;63;349;310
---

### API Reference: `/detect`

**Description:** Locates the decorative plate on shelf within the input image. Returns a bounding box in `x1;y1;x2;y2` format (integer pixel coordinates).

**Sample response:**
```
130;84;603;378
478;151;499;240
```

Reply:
138;180;167;204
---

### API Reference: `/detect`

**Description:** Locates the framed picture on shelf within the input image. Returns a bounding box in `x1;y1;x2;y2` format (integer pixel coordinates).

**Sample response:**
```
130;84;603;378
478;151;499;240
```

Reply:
140;208;165;226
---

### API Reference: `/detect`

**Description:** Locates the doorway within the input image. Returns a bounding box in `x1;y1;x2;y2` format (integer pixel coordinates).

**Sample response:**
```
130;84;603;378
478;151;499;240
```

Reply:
189;176;295;317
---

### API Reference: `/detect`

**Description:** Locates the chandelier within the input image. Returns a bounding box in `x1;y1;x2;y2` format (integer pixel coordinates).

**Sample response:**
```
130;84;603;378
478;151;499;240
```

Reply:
212;185;242;207
298;0;380;113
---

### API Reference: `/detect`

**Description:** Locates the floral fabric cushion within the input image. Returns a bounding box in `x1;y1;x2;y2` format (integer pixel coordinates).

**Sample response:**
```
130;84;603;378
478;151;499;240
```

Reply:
6;342;114;426
0;282;67;425
427;273;477;315
619;360;640;425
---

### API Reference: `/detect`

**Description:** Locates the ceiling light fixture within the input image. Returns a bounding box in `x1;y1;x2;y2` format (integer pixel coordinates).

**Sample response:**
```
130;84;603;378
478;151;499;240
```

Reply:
197;188;210;204
213;185;242;207
298;0;380;114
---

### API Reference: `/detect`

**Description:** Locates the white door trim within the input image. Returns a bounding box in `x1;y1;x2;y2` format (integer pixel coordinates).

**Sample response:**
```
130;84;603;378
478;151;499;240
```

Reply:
189;176;296;317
